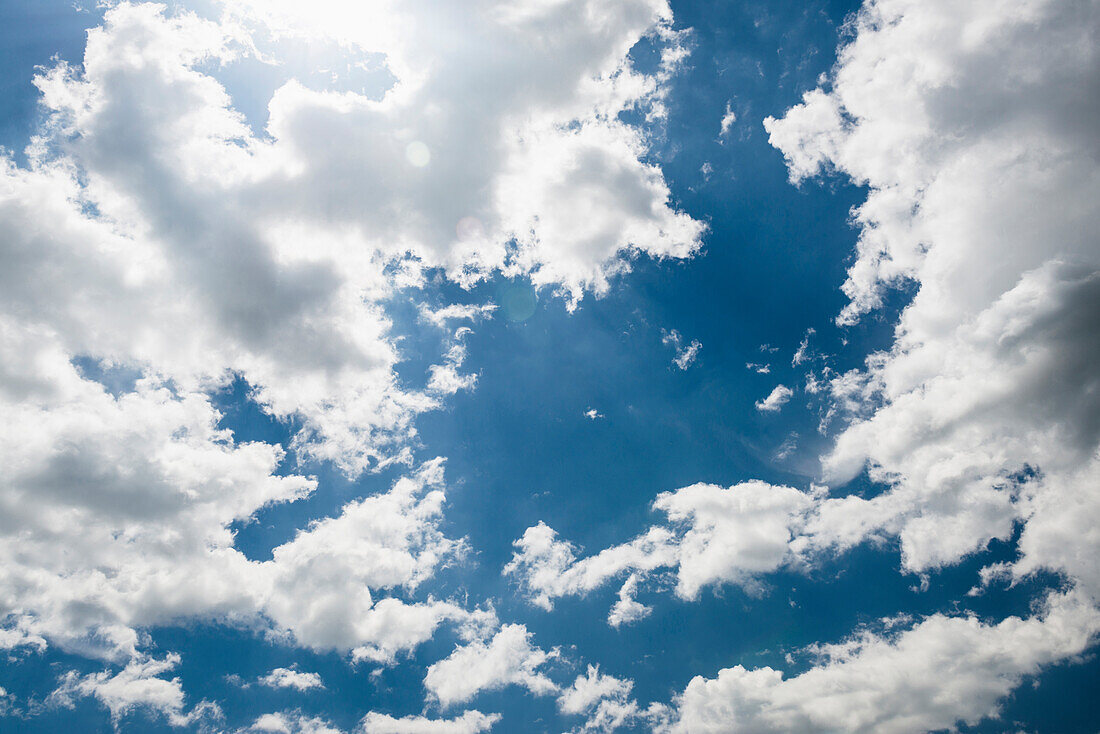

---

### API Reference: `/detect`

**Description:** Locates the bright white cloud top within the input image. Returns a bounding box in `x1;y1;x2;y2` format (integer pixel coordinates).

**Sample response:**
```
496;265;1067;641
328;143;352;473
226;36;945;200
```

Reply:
0;0;1097;731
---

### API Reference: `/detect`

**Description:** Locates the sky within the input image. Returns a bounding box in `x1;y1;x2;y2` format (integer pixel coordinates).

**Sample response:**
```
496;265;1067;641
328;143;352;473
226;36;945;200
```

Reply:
0;0;1098;732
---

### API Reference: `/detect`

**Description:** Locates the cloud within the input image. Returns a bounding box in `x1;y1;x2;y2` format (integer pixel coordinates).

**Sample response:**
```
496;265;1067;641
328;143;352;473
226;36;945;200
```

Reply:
664;589;1100;734
791;328;814;366
424;624;558;708
558;666;642;733
262;460;494;661
50;653;218;728
506;481;814;615
755;385;792;412
220;0;705;305
418;304;498;329
719;101;737;138
607;574;650;628
244;712;343;734
764;0;1100;585
359;710;501;734
584;408;604;420
0;360;316;658
0;409;483;663
0;0;703;667
426;332;479;397
258;668;324;692
661;329;702;370
629;0;1100;727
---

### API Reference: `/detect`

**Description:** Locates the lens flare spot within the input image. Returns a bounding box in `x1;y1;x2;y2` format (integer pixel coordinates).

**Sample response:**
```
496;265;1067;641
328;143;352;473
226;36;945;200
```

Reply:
497;281;538;322
406;140;430;167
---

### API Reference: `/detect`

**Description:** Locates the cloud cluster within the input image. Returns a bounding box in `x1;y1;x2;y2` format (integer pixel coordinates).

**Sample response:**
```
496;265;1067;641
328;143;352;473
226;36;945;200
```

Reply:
50;653;216;728
424;624;558;708
258;667;324;692
360;710;501;734
659;0;1100;728
6;443;491;679
244;709;501;734
506;481;814;620
222;0;704;301
665;589;1100;733
1;0;701;690
765;0;1100;587
558;666;645;733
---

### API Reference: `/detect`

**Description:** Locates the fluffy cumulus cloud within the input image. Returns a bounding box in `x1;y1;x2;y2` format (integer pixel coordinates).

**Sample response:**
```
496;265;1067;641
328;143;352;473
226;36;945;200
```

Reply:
244;710;501;734
558;666;645;733
220;0;704;302
665;590;1100;734
244;712;344;734
0;0;700;689
50;653;215;728
754;384;792;413
262;460;496;662
359;710;501;734
424;624;559;708
765;0;1100;588
0;421;482;662
506;481;814;617
258;667;324;692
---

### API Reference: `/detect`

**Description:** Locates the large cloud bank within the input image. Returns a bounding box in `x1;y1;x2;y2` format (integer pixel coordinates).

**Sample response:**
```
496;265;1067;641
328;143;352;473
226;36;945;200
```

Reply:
506;0;1100;730
0;0;701;722
671;0;1100;729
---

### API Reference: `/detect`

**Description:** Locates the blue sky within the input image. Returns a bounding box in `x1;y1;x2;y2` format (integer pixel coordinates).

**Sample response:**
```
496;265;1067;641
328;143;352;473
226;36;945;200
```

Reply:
1;1;1098;732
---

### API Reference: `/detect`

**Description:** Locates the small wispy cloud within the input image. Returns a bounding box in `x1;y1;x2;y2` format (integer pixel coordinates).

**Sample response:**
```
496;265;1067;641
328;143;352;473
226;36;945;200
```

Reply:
719;100;737;138
756;384;793;412
792;328;815;366
662;329;702;370
258;667;324;692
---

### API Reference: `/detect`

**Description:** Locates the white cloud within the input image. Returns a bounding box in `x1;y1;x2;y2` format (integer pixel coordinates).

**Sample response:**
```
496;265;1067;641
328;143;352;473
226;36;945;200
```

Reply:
607;574;650;628
506;481;813;614
639;0;1100;728
50;653;217;728
558;666;641;733
584;408;604;420
505;522;679;611
245;712;343;734
221;0;705;304
791;328;813;366
424;624;558;708
0;408;482;664
755;384;792;412
258;668;324;692
664;589;1100;734
719;101;737;138
359;710;501;734
0;0;703;672
426;335;479;397
661;329;702;370
262;460;493;661
764;0;1100;586
418;304;497;329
